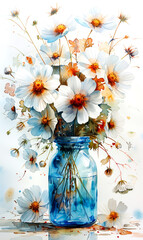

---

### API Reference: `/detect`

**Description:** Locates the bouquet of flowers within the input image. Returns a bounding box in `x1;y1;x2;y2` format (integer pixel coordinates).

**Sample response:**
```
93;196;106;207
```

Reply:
1;6;138;224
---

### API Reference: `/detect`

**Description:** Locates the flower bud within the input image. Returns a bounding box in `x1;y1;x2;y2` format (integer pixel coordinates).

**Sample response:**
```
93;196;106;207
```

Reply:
104;168;113;177
4;67;12;75
39;161;47;168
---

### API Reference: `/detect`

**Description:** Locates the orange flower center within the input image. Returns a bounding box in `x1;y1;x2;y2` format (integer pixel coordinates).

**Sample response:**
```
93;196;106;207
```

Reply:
26;56;33;65
108;119;115;130
91;18;101;27
54;24;66;35
41;116;50;126
30;201;39;213
32;79;45;95
29;156;36;164
107;72;119;87
108;211;119;221
66;63;79;77
89;62;99;73
11;106;16;112
52;52;60;60
70;94;87;110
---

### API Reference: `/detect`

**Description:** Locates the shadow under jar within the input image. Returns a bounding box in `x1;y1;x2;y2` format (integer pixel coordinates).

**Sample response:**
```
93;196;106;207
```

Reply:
48;137;98;227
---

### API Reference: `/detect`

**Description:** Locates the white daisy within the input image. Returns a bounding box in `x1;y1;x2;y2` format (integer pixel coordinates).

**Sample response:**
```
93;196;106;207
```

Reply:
75;8;116;32
54;76;102;124
39;42;70;66
41;14;76;43
17;185;48;222
27;106;57;140
98;198;127;228
18;134;31;149
107;111;124;138
23;149;39;173
15;65;60;112
104;55;134;97
78;48;106;78
114;180;133;194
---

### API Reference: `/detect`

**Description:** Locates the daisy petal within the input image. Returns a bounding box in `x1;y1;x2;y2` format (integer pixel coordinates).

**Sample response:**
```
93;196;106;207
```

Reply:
17;197;30;208
21;209;35;222
62;107;77;123
86;103;101;119
30;185;41;202
116;201;127;214
108;198;117;212
114;60;129;73
68;76;81;94
81;78;96;95
77;107;89;124
23;189;35;202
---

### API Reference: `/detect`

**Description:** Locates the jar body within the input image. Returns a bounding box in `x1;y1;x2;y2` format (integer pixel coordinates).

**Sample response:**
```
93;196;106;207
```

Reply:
48;137;97;227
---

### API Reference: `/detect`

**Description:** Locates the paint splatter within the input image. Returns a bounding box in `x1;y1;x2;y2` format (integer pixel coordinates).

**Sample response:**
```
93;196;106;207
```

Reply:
5;188;14;202
134;210;143;219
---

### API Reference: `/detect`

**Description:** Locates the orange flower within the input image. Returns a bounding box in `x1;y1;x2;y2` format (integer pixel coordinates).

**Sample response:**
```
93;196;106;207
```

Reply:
4;83;15;96
68;38;80;55
79;38;94;52
65;62;79;77
93;76;105;91
26;56;33;65
69;38;94;54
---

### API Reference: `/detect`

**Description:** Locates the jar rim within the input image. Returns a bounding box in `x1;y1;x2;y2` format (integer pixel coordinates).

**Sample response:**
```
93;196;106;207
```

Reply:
54;136;90;144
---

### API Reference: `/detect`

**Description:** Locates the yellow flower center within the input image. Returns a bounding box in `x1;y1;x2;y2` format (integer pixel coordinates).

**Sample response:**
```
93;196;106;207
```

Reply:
107;72;119;87
52;52;60;60
89;62;99;73
108;119;115;130
30;201;39;213
108;211;119;221
41;116;50;126
54;24;66;35
32;79;45;95
91;18;101;27
70;94;87;110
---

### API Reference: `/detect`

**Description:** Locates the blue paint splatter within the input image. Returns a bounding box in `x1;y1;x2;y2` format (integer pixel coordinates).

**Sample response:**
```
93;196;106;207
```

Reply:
29;176;32;180
134;210;143;219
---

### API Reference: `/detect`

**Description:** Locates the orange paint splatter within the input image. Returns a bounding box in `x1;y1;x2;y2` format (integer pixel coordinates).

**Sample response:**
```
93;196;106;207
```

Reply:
5;188;14;202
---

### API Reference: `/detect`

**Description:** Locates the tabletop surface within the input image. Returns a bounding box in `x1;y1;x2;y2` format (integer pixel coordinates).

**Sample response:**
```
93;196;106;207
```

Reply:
0;219;143;240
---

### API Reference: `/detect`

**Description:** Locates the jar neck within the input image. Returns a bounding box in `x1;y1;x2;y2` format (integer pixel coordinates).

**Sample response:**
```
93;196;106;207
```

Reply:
55;136;90;150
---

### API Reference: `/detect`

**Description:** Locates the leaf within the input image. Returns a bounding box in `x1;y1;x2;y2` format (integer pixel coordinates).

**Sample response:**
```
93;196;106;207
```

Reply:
101;155;111;165
19;100;30;113
99;103;111;116
89;139;99;150
96;131;107;143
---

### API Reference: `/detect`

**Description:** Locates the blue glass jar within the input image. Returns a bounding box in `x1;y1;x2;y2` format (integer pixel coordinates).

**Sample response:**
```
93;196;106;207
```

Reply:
48;137;97;227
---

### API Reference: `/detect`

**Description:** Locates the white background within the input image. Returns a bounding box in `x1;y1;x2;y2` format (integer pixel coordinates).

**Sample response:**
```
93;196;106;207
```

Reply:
0;0;143;220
